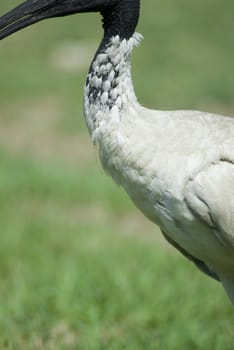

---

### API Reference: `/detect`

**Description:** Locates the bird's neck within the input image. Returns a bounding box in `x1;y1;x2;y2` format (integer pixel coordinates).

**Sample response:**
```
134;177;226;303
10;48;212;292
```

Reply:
100;0;140;41
84;32;142;142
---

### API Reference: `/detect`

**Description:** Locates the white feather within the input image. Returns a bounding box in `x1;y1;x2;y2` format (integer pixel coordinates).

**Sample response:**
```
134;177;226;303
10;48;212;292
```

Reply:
84;33;234;305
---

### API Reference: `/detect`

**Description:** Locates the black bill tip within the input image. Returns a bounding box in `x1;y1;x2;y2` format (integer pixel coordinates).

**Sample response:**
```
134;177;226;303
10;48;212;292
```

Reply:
0;0;60;40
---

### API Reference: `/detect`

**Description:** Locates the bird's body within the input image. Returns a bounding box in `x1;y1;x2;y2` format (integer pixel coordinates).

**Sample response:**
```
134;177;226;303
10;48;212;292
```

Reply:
0;0;234;304
84;32;234;302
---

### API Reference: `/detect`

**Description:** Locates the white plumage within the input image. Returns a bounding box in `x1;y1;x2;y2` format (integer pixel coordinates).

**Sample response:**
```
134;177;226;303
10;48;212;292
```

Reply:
84;34;234;304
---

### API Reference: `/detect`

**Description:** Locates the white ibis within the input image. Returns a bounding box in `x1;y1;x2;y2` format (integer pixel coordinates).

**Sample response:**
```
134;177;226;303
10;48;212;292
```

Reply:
0;0;234;305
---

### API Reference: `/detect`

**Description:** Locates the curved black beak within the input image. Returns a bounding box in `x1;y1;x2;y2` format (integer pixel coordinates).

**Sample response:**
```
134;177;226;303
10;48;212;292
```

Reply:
0;0;109;40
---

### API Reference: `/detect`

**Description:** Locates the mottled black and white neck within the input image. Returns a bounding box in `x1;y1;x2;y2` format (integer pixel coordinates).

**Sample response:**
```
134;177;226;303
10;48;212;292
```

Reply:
84;33;142;141
83;0;141;142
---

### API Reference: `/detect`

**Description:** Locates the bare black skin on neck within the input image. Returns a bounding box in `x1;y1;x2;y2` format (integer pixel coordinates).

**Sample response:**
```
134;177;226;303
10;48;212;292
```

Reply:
92;0;140;56
101;0;140;41
86;0;140;106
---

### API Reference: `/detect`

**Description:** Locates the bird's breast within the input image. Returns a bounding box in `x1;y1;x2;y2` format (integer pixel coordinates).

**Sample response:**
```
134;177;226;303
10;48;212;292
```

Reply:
94;113;192;227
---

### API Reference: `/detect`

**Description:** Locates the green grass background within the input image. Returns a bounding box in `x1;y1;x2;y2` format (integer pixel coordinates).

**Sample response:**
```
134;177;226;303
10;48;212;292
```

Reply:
0;0;234;348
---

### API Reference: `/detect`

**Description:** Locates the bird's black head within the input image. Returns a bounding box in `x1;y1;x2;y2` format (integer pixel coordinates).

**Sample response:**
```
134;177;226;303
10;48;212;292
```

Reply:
0;0;140;41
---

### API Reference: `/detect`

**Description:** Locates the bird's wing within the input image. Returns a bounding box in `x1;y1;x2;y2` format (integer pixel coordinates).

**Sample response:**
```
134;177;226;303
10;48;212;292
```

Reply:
161;230;220;281
184;159;234;303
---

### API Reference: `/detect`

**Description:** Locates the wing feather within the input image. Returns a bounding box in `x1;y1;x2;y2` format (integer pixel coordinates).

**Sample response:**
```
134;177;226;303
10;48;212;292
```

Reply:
185;160;234;250
184;160;234;304
161;230;220;281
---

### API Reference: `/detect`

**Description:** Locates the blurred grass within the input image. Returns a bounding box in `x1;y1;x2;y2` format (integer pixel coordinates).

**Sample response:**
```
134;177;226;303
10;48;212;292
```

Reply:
0;0;234;348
